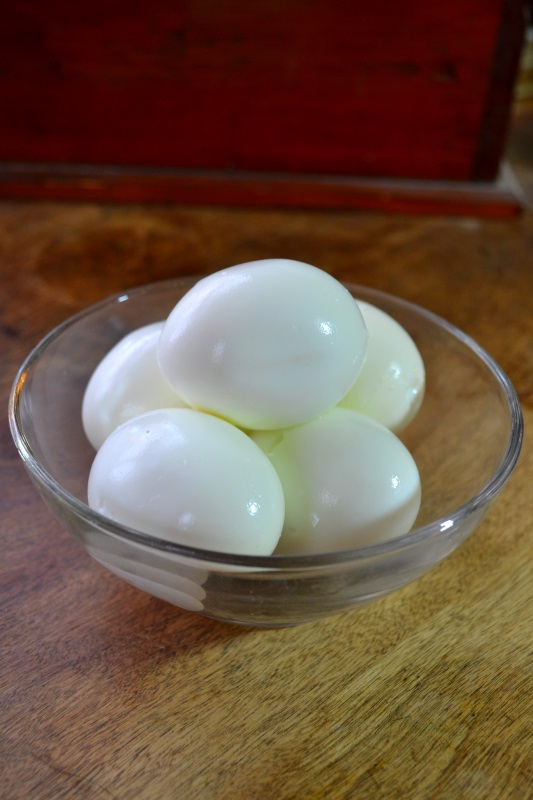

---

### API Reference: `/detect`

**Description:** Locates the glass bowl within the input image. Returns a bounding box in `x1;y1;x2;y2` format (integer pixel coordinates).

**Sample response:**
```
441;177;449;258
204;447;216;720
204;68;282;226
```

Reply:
9;278;523;627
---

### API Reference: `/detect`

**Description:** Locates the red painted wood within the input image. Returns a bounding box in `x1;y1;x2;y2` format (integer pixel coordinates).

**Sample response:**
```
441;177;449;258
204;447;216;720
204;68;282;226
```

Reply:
0;1;525;184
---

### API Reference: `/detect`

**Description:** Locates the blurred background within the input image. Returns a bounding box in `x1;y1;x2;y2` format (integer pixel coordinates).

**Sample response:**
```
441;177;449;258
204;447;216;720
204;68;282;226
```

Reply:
0;0;531;215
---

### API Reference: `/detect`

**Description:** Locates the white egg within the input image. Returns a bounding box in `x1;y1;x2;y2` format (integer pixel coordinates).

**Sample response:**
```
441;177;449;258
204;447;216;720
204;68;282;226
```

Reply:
338;301;425;432
157;259;368;430
87;408;285;556
252;408;421;554
82;322;188;450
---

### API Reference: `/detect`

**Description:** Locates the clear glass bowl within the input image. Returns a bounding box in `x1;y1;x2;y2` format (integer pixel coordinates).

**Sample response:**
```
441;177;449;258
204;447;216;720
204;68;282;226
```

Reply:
9;278;523;627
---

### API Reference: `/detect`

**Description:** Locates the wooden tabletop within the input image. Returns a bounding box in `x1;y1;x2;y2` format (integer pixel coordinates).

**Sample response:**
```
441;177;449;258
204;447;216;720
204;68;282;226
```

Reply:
2;139;533;798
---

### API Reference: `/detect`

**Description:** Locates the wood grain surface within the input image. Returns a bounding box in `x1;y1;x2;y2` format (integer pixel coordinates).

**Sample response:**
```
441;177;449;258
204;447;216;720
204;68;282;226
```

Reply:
2;120;532;798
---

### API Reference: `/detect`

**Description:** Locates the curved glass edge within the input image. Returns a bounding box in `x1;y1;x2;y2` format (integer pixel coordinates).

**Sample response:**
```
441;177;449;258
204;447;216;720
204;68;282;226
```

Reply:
8;277;525;571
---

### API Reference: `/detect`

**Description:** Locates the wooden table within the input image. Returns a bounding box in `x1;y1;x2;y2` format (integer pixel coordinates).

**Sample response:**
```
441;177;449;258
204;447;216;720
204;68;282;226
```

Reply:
2;151;532;797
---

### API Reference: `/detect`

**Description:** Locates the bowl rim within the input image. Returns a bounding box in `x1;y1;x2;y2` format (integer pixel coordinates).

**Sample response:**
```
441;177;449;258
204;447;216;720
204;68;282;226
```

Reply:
8;277;524;569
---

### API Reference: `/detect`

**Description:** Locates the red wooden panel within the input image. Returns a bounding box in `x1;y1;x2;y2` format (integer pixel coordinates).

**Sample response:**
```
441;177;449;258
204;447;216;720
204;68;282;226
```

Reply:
0;1;525;182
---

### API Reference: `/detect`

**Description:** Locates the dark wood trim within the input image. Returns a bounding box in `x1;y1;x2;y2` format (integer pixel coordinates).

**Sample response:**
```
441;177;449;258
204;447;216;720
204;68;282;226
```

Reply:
0;162;525;218
473;0;528;180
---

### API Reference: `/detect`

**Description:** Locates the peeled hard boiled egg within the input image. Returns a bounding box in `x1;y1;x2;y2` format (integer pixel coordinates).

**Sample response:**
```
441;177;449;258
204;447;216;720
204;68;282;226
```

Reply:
82;322;188;450
252;407;421;554
87;408;285;556
157;259;368;430
339;301;425;432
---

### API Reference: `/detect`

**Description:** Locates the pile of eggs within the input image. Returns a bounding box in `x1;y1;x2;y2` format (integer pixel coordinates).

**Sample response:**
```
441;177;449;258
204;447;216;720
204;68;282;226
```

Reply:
83;260;425;556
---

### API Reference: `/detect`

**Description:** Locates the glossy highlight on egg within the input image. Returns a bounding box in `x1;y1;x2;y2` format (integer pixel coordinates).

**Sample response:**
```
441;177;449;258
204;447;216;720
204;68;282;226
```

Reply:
88;408;285;556
157;259;368;430
252;408;421;554
338;301;425;432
